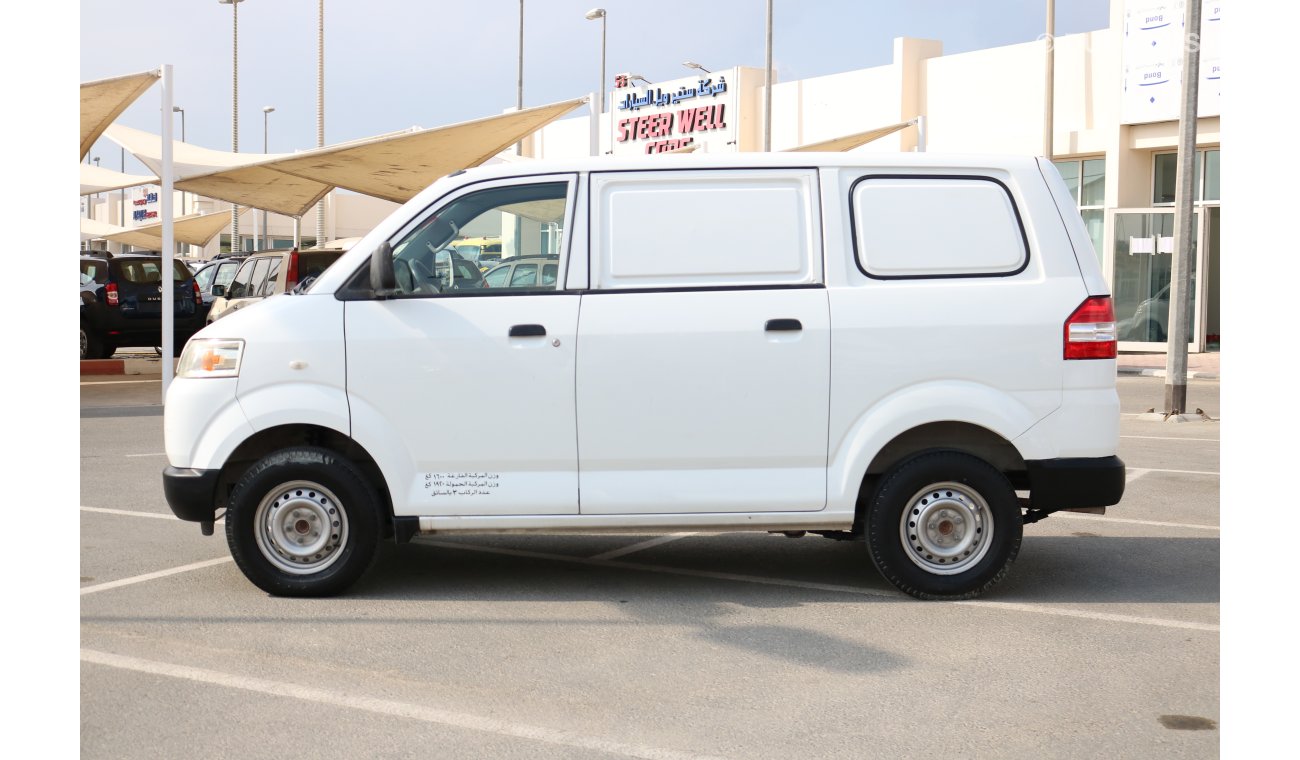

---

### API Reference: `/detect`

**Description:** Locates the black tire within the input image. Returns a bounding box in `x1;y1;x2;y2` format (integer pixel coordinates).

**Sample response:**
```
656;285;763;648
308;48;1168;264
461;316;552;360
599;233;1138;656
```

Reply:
80;326;102;361
865;451;1022;600
101;341;118;359
226;446;383;597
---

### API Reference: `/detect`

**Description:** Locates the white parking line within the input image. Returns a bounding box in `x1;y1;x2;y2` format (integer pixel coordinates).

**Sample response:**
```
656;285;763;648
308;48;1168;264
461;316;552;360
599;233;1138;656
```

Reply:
1121;435;1219;441
1052;511;1219;531
1129;466;1219;476
81;649;725;760
80;557;233;596
418;540;1218;633
81;506;176;521
591;533;697;560
80;379;162;385
124;452;167;458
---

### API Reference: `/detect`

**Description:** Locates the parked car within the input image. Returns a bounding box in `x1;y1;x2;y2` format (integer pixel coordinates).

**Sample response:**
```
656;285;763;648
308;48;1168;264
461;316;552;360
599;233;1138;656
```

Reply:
164;153;1125;600
80;253;203;360
191;256;246;322
481;255;561;289
206;247;346;324
391;246;485;294
451;236;503;270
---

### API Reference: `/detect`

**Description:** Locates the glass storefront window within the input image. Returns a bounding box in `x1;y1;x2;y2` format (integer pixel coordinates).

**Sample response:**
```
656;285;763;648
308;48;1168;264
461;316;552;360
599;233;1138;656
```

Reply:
1053;160;1080;203
1154;150;1217;204
1112;210;1198;344
1053;157;1106;265
1203;149;1220;201
1081;158;1106;207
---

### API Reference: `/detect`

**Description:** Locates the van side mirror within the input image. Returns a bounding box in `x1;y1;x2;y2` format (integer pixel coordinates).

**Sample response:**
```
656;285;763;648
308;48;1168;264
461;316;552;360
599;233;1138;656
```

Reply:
212;284;225;297
370;241;396;298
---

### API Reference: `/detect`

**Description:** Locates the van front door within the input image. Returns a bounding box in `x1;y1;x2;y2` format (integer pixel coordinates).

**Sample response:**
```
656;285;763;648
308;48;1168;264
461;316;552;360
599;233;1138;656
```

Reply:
344;177;580;517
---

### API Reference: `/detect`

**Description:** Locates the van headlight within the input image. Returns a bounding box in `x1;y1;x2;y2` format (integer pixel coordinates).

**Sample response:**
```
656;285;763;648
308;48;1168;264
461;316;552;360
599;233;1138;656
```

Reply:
178;339;245;378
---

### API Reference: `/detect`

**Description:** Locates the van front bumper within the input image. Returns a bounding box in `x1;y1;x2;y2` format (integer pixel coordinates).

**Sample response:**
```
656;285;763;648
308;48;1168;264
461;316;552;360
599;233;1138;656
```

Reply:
163;466;220;523
1024;456;1126;512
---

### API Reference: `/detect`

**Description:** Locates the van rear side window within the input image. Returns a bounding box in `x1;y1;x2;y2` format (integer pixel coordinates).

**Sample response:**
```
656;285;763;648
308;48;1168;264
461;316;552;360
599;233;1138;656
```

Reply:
851;175;1028;279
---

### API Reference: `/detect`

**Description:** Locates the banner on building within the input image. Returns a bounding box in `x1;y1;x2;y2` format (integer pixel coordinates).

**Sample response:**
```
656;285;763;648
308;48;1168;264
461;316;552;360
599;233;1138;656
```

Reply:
1121;0;1222;124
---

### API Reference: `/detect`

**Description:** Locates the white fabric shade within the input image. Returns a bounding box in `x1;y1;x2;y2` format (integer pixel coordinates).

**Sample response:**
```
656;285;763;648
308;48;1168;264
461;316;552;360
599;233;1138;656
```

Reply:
80;163;158;196
81;70;159;160
785;120;915;152
80;208;246;248
104;98;587;217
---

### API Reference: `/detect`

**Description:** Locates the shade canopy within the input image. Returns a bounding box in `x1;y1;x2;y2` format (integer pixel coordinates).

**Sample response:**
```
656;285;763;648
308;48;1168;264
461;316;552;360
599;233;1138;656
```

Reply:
81;70;159;160
785;120;916;152
81;163;158;196
80;208;246;248
105;98;587;217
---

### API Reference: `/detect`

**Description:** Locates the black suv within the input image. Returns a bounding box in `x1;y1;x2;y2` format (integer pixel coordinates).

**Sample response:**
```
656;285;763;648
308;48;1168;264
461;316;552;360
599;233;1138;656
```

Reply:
80;253;204;360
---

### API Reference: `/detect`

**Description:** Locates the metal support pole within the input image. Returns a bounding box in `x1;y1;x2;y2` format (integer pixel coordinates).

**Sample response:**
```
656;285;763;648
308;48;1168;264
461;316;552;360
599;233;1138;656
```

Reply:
763;0;773;151
914;116;926;152
1163;0;1202;416
230;0;240;253
599;14;607;118
588;92;599;157
1044;0;1055;159
161;64;176;397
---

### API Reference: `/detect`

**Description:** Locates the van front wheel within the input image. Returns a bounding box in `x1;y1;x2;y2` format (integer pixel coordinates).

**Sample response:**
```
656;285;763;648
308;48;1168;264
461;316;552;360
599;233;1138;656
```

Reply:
866;451;1022;600
226;447;382;597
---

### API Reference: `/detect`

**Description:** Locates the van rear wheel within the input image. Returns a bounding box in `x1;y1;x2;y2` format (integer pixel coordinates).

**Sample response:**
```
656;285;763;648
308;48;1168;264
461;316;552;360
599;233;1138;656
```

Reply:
226;447;382;597
866;451;1022;600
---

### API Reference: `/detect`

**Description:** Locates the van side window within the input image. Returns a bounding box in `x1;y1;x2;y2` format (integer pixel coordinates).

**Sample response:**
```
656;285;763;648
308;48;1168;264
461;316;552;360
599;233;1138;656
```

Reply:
260;257;283;296
590;169;821;290
851;175;1028;279
247;258;272;297
387;182;569;296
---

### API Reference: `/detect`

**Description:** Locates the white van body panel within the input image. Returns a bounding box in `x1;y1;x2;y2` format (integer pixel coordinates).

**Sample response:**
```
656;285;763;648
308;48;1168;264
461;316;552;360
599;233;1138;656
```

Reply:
164;378;254;470
166;294;349;470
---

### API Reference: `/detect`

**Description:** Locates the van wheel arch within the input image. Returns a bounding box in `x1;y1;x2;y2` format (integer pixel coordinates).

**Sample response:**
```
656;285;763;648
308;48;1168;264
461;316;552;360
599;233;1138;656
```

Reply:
218;424;394;538
855;421;1027;527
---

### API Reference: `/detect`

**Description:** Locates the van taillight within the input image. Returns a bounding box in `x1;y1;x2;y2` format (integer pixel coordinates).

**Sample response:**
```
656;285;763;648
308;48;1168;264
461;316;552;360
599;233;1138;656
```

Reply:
1064;296;1117;360
106;282;119;307
286;250;299;290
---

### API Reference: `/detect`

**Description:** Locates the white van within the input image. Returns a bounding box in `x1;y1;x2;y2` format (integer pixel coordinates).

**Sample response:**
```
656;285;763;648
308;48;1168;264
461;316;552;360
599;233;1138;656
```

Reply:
163;153;1125;600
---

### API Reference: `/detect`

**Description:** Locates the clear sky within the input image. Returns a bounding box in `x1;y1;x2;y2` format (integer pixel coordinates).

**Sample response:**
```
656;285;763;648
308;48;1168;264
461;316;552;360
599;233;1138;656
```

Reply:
80;0;1109;170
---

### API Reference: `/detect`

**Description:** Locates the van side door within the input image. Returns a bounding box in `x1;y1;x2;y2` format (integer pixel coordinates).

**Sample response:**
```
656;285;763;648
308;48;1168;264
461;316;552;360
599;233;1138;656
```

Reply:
576;169;831;514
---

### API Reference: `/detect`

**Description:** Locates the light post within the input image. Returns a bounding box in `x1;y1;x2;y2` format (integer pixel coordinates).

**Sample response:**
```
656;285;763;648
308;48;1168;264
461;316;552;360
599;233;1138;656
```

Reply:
316;0;325;247
585;8;607;116
220;0;244;253
764;0;773;151
92;157;100;227
516;0;524;155
683;61;711;74
261;106;275;250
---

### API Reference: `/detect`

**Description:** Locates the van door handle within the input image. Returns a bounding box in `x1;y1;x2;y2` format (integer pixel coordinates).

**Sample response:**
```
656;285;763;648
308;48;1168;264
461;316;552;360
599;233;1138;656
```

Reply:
509;324;547;337
765;319;802;332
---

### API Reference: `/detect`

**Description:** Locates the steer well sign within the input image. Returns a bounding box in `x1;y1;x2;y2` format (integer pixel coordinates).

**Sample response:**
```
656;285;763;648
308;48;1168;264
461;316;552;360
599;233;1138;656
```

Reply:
611;68;756;155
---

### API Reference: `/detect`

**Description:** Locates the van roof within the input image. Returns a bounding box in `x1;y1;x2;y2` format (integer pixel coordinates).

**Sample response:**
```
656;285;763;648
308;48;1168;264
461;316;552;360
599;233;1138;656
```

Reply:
453;151;1043;183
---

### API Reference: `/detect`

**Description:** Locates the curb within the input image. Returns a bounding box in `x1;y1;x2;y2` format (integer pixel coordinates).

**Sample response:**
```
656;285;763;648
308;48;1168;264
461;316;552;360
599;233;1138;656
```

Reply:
79;358;165;376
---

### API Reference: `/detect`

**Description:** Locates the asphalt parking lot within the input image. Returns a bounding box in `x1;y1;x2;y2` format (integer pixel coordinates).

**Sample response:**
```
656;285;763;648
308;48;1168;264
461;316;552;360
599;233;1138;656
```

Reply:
80;375;1220;759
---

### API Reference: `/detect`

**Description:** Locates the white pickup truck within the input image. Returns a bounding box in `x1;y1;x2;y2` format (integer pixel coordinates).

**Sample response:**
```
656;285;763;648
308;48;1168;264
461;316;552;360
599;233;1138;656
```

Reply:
164;152;1124;600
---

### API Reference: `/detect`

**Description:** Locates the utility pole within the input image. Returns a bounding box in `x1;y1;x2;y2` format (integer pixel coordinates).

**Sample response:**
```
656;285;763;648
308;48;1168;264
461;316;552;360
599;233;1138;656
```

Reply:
763;0;773;151
1163;0;1202;416
316;0;326;247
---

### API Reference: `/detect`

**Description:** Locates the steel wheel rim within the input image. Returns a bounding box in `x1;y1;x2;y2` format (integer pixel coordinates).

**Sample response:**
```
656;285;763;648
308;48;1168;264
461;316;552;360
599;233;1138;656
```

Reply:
899;481;993;575
253;480;348;575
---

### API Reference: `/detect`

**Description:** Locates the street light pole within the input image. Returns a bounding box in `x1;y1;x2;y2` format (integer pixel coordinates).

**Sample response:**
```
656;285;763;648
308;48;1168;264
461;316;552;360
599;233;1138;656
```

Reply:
262;106;275;251
220;0;244;254
585;8;607;118
1044;0;1055;160
516;0;524;156
316;0;326;247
